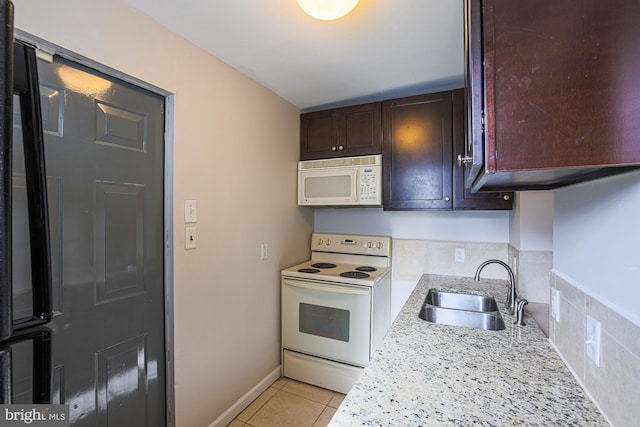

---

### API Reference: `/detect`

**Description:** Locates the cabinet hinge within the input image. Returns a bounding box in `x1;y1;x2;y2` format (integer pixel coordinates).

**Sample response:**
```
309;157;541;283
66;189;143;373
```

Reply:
35;46;55;63
481;111;485;134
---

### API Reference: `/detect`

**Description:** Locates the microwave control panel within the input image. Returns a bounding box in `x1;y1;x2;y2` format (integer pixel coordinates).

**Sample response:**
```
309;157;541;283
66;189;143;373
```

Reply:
359;165;381;204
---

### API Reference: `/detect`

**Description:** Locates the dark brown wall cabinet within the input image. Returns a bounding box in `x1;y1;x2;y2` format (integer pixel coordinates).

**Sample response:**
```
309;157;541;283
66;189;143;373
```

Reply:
383;90;512;210
463;0;640;191
300;102;382;160
452;89;512;209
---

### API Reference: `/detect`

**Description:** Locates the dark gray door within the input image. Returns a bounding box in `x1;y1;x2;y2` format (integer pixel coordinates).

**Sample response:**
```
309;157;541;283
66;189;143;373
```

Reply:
12;54;165;426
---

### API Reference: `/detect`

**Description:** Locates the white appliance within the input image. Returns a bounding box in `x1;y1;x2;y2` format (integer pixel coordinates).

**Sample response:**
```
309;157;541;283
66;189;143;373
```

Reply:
281;233;391;393
298;154;382;206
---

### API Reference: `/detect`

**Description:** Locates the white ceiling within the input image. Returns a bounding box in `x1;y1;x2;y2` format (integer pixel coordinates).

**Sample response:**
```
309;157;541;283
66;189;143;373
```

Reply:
122;0;464;111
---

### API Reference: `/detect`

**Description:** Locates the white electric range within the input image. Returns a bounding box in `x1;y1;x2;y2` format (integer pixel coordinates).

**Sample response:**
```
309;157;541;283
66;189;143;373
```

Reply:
281;233;391;393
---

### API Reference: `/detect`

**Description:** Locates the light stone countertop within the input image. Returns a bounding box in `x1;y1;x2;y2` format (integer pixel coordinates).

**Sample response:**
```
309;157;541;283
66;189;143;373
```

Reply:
329;274;608;426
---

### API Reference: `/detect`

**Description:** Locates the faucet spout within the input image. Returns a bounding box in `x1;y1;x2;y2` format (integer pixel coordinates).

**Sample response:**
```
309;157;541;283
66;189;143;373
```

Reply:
474;259;517;315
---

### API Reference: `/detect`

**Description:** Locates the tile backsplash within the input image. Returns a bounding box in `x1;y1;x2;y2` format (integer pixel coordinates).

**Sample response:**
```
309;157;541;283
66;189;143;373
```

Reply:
392;239;509;282
509;245;552;304
550;271;640;427
392;239;551;302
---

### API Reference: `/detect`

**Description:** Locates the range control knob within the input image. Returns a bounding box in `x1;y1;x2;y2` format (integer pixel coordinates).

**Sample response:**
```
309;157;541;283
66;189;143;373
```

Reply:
376;242;383;250
317;238;323;246
367;241;373;249
326;239;332;246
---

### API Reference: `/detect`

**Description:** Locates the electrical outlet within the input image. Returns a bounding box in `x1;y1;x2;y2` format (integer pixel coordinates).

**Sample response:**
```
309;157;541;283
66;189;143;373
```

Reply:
185;227;197;250
260;243;268;260
586;315;601;367
454;247;465;263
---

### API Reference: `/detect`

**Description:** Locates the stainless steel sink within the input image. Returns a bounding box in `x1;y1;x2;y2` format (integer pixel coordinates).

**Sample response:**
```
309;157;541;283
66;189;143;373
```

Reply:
424;289;499;313
418;289;506;331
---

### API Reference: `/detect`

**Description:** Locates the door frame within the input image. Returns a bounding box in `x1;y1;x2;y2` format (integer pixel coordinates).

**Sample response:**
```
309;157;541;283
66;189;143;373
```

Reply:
15;29;176;427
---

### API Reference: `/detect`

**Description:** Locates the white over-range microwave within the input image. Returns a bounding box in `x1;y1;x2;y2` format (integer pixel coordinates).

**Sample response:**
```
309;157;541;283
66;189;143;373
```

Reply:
298;155;382;206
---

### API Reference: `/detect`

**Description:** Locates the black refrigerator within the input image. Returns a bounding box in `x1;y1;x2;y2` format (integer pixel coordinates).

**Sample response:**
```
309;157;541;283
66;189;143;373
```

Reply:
0;0;54;405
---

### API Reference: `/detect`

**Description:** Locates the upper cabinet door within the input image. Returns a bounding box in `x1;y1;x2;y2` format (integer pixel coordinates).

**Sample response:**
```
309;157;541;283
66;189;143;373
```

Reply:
461;0;485;187
451;89;512;210
339;103;382;158
299;109;338;160
463;0;640;191
383;92;453;210
300;102;381;160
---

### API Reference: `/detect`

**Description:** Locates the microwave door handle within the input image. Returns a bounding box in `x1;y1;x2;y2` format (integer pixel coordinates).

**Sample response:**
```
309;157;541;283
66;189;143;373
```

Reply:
14;41;53;330
0;0;14;342
353;169;359;202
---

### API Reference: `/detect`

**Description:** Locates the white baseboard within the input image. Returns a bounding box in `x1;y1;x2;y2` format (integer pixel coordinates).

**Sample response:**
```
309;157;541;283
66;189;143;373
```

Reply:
207;365;282;427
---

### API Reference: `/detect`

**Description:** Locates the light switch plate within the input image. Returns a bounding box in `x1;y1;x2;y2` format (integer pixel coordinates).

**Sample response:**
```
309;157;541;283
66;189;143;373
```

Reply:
185;227;197;250
185;200;197;223
454;247;465;263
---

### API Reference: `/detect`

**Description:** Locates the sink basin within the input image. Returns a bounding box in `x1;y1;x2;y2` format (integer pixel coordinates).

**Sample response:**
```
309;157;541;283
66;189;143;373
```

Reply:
419;306;506;330
424;289;499;313
418;288;506;331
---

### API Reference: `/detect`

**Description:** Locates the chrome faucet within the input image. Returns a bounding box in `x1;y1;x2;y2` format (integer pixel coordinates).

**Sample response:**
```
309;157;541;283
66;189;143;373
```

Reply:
474;259;517;315
514;299;528;326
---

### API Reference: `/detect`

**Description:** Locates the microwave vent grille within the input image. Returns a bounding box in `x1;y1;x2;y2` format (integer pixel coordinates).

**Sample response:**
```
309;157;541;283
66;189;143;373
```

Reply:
299;155;381;170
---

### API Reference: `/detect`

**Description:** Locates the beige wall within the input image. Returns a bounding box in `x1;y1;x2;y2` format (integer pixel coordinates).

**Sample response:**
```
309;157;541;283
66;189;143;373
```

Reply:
14;1;313;425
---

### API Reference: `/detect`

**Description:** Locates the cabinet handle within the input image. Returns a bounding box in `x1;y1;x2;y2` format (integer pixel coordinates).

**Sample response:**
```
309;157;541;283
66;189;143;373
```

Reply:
338;146;344;151
457;154;472;167
445;196;451;202
503;194;511;201
331;146;337;151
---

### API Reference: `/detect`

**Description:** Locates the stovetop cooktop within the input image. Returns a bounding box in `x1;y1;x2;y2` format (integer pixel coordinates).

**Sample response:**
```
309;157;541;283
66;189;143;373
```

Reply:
281;259;390;286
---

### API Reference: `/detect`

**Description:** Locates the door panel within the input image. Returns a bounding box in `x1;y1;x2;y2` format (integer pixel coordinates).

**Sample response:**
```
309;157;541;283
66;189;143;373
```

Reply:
12;54;165;426
95;335;149;426
94;181;145;303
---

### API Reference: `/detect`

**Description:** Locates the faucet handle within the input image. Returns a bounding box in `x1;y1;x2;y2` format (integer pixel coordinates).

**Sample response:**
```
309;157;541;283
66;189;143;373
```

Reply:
514;299;528;326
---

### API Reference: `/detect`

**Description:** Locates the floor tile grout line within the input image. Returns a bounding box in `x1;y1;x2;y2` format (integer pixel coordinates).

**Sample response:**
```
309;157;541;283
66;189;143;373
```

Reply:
277;387;334;407
241;387;278;425
231;378;343;427
245;394;328;427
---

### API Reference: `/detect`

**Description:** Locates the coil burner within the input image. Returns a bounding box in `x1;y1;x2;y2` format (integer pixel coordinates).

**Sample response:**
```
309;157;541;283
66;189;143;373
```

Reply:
311;262;337;269
340;271;370;279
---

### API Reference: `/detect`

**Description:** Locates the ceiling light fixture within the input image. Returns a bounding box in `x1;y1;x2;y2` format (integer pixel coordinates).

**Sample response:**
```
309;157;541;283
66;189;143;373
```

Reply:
296;0;360;20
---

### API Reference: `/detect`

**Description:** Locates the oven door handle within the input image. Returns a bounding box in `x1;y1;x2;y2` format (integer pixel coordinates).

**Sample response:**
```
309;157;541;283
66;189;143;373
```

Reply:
283;279;370;296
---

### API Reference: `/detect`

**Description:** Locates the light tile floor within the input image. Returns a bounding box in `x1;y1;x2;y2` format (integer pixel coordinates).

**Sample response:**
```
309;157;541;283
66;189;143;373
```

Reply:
227;377;345;427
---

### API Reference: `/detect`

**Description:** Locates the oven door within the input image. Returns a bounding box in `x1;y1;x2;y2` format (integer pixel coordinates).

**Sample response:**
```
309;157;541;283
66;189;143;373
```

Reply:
282;277;371;367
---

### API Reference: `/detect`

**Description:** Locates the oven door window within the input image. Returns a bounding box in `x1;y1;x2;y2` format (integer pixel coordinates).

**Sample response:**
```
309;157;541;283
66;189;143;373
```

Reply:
299;303;349;342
